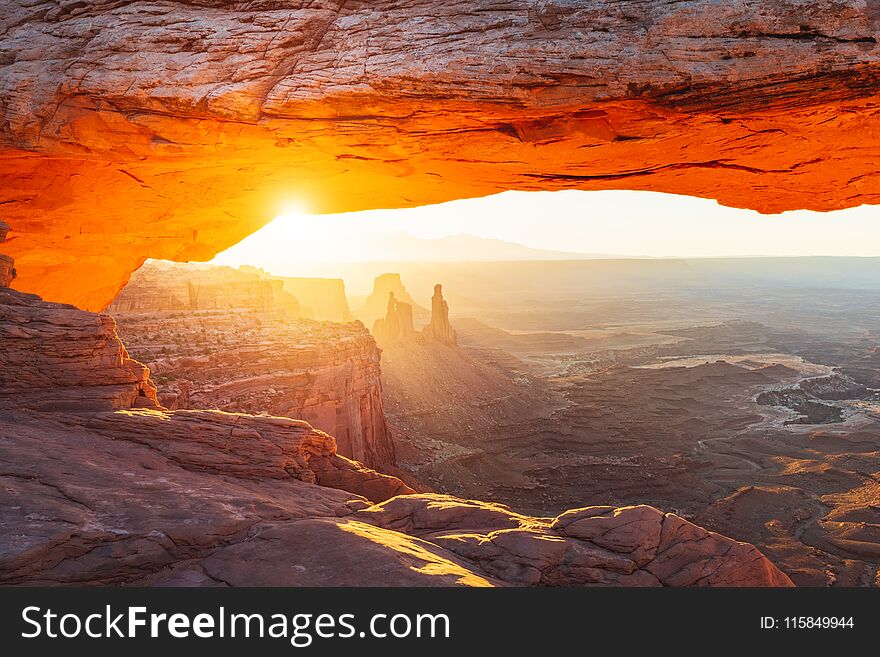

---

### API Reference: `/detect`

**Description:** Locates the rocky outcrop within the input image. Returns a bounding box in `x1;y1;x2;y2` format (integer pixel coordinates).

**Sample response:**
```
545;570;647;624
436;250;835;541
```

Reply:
357;495;793;586
0;407;417;586
0;405;790;586
423;284;457;345
108;262;300;316
114;307;396;470
3;1;880;309
356;273;428;329
372;292;418;349
0;287;160;412
239;267;352;321
1;217;159;411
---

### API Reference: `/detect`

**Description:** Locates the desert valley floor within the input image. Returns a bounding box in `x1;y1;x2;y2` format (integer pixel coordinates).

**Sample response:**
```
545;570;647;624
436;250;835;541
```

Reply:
96;259;880;587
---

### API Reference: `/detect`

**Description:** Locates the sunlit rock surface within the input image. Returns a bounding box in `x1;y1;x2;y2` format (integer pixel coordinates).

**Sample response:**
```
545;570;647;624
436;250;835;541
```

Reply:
0;409;791;586
4;1;879;309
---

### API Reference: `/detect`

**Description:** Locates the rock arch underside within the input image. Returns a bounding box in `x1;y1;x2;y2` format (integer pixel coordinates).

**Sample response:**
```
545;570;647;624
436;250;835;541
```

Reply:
2;0;880;309
14;0;880;588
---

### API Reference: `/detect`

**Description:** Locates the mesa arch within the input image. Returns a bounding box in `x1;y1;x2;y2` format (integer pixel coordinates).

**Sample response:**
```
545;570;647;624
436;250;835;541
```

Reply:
2;0;880;310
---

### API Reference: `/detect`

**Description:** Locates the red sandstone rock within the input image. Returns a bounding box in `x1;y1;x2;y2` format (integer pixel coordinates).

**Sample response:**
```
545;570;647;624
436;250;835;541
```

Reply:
0;221;13;288
114;310;396;469
0;281;793;586
0;408;791;586
2;2;880;309
0;287;159;411
423;284;457;345
359;495;794;587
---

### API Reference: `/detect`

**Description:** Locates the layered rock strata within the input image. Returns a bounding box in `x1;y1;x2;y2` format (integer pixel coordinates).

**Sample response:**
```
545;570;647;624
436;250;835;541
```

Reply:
0;263;792;586
108;262;300;315
114;307;395;469
3;1;880;308
0;288;160;412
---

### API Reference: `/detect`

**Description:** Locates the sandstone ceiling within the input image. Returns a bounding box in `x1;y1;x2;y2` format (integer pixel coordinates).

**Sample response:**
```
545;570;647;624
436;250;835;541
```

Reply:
2;1;880;310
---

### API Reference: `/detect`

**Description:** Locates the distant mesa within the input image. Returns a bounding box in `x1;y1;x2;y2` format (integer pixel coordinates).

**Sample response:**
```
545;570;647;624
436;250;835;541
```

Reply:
109;261;300;316
239;266;352;323
354;273;428;329
278;278;352;322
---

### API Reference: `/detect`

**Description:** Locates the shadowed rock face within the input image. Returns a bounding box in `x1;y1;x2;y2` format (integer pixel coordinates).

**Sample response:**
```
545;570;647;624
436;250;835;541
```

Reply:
3;1;880;309
0;287;161;412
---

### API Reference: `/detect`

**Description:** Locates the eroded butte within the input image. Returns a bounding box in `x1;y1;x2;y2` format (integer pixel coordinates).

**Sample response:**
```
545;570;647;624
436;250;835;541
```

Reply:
3;1;880;308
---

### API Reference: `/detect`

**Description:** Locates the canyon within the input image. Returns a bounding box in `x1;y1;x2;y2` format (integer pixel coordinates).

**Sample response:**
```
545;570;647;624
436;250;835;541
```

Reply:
4;1;880;309
0;242;790;586
110;263;393;469
377;261;880;587
3;1;879;590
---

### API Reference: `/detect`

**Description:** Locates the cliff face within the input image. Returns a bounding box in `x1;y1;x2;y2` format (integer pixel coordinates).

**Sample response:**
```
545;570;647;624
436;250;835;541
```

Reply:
108;262;300;315
114;305;395;470
3;1;880;309
0;241;160;413
276;277;352;322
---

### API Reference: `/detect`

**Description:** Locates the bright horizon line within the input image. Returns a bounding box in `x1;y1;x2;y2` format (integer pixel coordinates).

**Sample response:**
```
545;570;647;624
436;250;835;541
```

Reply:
209;190;880;271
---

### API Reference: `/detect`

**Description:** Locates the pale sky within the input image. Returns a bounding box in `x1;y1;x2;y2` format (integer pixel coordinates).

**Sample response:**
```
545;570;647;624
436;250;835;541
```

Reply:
210;190;880;272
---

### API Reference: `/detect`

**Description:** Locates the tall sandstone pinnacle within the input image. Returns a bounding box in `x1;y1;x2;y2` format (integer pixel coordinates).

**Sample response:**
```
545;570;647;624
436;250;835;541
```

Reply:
424;284;457;346
3;1;880;309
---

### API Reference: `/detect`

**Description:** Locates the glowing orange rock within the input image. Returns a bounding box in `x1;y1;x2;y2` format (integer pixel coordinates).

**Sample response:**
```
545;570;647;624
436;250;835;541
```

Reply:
2;1;880;309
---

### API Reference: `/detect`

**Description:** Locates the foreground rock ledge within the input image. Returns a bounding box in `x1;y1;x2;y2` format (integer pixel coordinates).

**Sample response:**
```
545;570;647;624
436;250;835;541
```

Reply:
3;1;880;308
0;409;793;586
0;275;792;586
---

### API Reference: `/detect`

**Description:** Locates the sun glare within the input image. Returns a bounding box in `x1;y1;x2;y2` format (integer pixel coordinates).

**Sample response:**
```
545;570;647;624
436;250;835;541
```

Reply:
211;190;880;280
